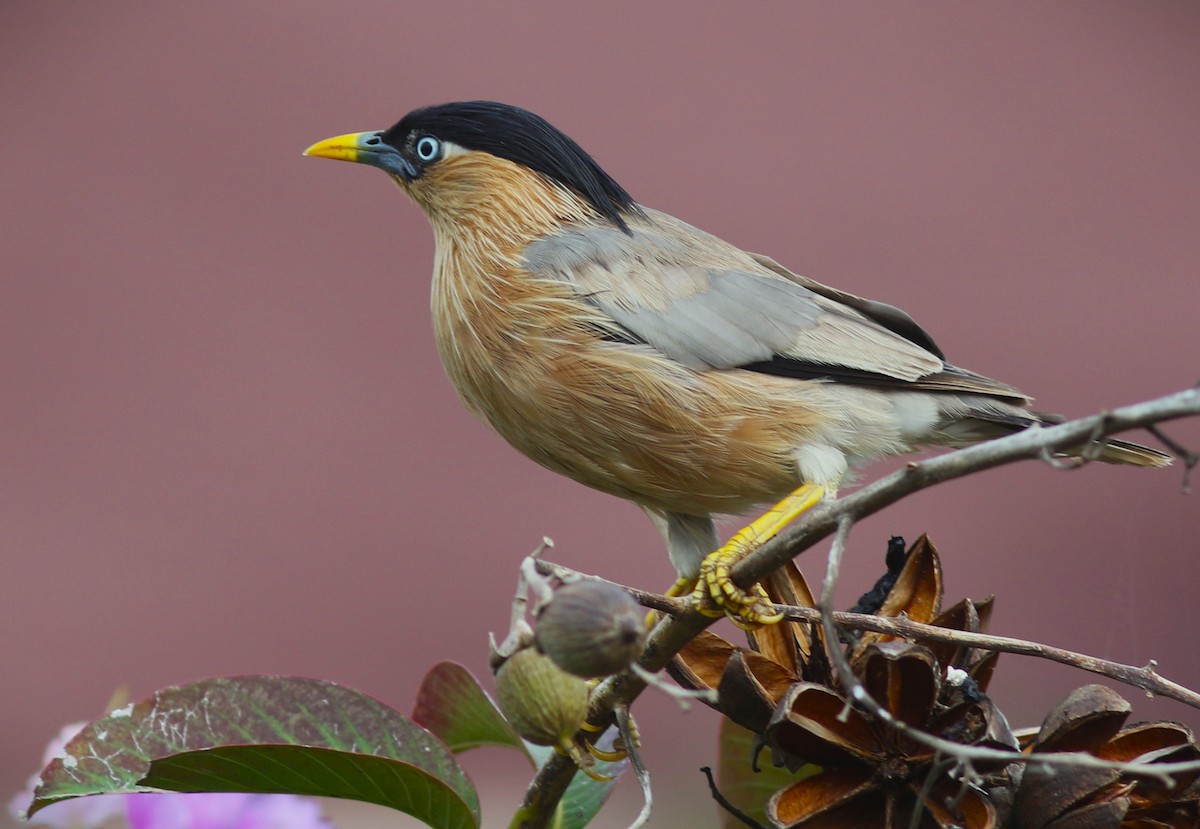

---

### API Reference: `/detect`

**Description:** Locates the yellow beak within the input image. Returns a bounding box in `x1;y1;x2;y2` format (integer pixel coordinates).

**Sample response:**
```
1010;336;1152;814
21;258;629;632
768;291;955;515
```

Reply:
304;130;418;180
303;131;376;163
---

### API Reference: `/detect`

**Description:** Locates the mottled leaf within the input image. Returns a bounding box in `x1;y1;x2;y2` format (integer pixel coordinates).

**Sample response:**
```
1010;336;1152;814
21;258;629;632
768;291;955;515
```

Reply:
30;675;479;829
413;661;529;757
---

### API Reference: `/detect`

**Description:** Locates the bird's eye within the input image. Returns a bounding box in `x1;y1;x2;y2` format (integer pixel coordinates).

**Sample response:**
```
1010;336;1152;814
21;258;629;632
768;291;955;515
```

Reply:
414;135;441;163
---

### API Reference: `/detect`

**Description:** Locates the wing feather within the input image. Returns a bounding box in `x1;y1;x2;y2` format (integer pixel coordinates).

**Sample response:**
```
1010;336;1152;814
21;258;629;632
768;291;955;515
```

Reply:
521;209;1027;401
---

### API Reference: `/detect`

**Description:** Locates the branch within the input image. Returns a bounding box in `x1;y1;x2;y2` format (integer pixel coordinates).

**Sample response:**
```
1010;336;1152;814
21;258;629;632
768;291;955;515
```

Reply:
510;385;1200;828
778;607;1200;711
700;766;768;829
729;385;1200;589
1147;423;1199;492
536;558;1200;711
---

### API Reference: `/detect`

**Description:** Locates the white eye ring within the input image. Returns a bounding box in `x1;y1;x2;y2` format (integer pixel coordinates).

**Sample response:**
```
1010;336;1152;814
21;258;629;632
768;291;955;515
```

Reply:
415;135;441;162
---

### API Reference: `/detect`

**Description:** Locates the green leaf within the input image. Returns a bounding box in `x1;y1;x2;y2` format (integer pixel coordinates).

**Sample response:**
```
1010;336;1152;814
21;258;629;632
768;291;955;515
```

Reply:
30;675;479;829
412;662;529;757
412;662;626;828
412;662;624;828
526;737;626;829
716;718;817;829
142;745;474;828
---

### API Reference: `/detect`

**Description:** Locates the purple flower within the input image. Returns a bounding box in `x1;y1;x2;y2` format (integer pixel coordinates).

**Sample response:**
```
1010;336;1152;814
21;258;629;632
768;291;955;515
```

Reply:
125;793;333;829
12;723;335;829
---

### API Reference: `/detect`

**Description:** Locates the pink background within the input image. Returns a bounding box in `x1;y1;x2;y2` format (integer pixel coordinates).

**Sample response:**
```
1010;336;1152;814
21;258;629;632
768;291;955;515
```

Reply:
3;3;1198;827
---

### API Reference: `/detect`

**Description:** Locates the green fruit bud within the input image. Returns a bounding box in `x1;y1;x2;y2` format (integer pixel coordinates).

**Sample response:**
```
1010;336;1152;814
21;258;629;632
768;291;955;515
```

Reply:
494;647;590;746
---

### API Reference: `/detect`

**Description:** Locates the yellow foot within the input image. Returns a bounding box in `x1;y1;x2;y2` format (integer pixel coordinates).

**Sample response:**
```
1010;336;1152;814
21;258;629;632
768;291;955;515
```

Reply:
665;575;696;599
555;737;614;781
586;740;628;763
695;562;780;627
694;484;827;627
645;575;699;628
582;710;640;763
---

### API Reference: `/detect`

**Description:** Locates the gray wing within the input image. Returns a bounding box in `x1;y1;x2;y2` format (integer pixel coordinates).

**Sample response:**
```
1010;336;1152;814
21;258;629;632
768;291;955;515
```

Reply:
747;251;945;360
522;210;1026;399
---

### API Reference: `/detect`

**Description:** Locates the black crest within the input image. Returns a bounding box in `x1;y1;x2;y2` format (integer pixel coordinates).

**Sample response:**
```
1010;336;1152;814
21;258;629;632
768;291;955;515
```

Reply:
383;101;639;230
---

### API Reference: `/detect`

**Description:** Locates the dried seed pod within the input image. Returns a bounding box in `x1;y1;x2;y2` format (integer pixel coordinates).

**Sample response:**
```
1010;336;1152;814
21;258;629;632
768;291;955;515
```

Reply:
494;647;590;747
535;581;646;678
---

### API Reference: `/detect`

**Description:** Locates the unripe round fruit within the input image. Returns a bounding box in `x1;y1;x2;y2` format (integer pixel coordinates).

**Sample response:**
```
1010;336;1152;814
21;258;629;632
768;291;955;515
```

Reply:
535;581;646;678
494;647;590;746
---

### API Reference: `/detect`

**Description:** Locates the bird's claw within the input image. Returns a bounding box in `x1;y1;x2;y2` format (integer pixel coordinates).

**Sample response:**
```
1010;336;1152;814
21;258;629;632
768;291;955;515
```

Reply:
578;715;638;763
556;736;615;781
586;739;628;763
694;547;784;628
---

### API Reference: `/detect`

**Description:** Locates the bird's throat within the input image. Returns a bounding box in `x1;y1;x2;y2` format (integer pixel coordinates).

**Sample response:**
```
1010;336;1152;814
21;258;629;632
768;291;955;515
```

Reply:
409;152;596;254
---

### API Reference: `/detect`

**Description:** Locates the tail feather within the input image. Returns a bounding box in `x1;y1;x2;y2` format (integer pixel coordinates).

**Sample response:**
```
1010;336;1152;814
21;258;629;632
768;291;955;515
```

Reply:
1029;409;1171;467
1015;409;1171;467
942;401;1172;468
1088;437;1173;468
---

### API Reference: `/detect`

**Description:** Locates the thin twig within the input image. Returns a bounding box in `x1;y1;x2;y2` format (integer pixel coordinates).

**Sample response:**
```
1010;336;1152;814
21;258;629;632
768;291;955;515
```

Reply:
908;755;951;829
617;706;653;829
629;663;717;708
699;766;768;829
1147;423;1198;493
729;386;1200;592
537;558;1200;712
775;607;1200;711
531;558;690;615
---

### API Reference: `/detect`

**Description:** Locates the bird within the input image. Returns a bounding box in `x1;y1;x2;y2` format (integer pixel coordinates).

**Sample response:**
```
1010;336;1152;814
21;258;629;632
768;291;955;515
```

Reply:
304;101;1170;627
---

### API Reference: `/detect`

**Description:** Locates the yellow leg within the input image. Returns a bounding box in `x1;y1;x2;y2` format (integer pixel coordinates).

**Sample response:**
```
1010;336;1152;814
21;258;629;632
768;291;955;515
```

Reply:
665;575;697;598
644;575;699;628
696;484;827;626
